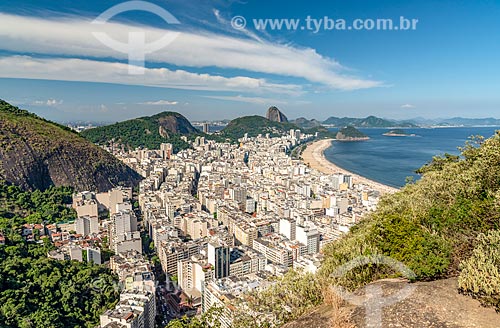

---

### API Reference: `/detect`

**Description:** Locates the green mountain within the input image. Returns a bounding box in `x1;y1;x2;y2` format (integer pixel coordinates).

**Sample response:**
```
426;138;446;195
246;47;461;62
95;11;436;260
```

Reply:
0;100;141;192
218;115;301;140
323;115;417;127
80;111;199;151
335;126;369;140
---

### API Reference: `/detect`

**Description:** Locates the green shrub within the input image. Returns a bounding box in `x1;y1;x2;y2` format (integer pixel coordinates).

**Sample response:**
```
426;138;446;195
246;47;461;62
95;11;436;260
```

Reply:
458;230;500;310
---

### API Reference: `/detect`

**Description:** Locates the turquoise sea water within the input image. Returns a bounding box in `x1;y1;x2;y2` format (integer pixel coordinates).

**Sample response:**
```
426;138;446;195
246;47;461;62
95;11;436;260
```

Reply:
324;127;500;188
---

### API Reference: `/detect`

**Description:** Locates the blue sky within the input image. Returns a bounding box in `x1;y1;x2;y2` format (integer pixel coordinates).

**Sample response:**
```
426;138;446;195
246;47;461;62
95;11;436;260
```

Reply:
0;0;499;122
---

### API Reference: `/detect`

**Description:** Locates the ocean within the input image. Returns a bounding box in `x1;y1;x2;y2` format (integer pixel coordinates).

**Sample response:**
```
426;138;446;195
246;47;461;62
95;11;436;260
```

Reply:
324;127;500;188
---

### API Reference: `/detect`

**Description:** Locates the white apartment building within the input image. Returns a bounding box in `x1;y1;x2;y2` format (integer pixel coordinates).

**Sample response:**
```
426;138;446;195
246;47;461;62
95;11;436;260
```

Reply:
295;224;320;255
76;215;99;236
252;238;293;267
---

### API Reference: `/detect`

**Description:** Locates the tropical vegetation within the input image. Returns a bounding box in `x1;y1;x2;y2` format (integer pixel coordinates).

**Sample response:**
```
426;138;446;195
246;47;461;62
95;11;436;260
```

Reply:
335;126;368;140
0;182;75;231
0;181;119;327
458;230;500;309
80;112;194;152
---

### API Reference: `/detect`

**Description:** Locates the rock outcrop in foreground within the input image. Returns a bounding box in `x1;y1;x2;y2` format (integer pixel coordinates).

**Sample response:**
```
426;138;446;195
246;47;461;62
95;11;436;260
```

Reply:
284;278;499;328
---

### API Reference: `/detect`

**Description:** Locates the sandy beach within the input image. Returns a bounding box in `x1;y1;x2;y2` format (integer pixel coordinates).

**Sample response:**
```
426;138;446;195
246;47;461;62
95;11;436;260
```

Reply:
302;139;399;194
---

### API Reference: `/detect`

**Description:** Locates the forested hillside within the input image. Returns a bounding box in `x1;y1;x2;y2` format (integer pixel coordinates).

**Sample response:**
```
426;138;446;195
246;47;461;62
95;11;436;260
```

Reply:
80;111;198;151
0;181;119;327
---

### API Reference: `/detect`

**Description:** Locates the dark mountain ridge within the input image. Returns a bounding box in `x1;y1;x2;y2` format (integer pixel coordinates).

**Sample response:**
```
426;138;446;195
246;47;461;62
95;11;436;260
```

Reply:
290;117;323;129
0;100;141;192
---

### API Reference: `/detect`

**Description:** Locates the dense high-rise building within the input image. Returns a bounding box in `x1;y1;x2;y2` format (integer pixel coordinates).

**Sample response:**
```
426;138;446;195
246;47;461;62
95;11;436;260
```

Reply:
279;218;296;241
112;210;138;235
252;237;293;267
160;143;173;160
87;246;102;265
202;123;209;133
110;210;139;254
178;255;214;297
208;241;230;279
343;175;353;189
159;240;203;275
244;197;256;213
76;215;98;236
114;231;142;254
229;248;266;276
100;290;155;328
296;224;320;255
229;186;246;204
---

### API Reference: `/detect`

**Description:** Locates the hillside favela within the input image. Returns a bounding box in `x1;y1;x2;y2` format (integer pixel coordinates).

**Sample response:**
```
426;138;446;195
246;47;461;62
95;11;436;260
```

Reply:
1;1;500;328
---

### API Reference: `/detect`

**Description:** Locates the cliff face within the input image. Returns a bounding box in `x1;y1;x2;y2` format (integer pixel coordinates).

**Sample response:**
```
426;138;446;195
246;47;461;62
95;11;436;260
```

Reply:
0;100;142;192
154;111;198;135
266;106;289;122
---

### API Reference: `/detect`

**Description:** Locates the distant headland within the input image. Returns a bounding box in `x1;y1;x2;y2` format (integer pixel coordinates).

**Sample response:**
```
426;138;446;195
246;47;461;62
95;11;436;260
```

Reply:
335;126;370;141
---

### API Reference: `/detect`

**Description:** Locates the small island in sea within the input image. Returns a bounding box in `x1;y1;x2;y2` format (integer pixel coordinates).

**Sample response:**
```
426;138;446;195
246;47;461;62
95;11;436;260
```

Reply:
335;126;370;141
383;129;416;137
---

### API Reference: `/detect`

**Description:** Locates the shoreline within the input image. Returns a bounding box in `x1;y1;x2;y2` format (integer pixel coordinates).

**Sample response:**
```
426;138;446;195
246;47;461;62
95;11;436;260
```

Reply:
301;138;399;194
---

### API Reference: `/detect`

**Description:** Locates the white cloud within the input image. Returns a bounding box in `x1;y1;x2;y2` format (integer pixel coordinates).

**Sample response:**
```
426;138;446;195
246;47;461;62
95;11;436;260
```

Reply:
0;56;302;95
32;99;63;106
401;104;416;109
139;100;179;105
212;9;267;43
0;13;383;90
203;95;288;105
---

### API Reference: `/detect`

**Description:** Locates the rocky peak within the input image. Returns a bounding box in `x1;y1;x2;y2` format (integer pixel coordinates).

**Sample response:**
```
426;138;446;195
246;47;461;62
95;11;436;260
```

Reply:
266;106;288;122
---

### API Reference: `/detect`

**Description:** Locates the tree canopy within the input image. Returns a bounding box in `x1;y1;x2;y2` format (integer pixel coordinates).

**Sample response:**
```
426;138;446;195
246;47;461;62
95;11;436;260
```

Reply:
0;181;119;327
